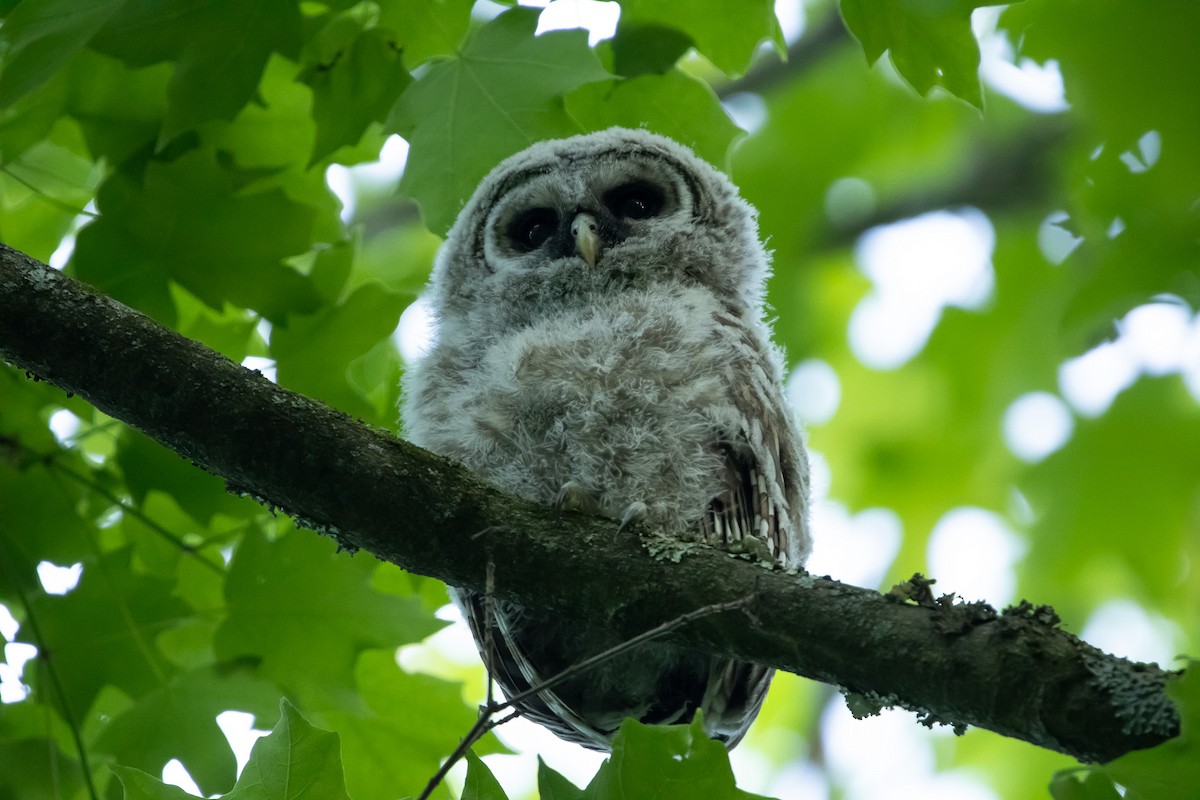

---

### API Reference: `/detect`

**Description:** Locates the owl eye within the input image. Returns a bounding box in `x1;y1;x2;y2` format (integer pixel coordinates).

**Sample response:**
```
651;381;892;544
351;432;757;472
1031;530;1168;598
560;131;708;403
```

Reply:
605;181;664;221
509;208;558;251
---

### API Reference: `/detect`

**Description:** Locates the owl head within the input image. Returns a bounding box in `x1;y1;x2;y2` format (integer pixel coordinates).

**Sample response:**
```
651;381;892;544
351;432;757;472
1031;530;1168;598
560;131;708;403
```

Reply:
427;128;772;340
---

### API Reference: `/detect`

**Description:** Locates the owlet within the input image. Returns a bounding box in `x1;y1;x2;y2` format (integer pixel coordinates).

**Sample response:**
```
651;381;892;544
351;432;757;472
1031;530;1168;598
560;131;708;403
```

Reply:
402;127;811;750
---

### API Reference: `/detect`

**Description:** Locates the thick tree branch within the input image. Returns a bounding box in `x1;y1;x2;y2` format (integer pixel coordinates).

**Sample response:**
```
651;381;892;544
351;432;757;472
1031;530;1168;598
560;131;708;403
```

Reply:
0;243;1181;763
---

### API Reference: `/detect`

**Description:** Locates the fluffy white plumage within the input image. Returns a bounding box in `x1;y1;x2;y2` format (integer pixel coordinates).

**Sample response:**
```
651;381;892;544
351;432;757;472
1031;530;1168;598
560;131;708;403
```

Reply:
402;127;810;749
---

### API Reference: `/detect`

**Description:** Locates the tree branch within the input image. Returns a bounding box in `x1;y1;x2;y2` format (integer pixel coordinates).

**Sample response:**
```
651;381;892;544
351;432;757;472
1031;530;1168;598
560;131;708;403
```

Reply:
0;243;1181;764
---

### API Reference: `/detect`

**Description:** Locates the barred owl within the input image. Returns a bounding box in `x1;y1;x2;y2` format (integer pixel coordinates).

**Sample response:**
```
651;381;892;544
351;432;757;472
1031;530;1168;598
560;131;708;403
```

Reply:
401;128;811;750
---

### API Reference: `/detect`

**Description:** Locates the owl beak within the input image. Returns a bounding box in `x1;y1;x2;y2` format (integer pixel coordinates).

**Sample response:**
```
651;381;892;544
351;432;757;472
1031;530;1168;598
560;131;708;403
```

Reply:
571;213;600;267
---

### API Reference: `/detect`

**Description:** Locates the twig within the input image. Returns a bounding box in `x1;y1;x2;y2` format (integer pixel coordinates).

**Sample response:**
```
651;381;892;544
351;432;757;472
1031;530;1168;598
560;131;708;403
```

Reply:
503;595;754;710
0;163;100;219
46;457;226;574
8;436;226;574
414;708;521;800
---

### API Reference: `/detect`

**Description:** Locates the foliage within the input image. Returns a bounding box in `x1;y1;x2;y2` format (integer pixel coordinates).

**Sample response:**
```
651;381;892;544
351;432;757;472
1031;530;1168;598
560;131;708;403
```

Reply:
0;1;1197;800
113;709;770;800
839;0;1001;108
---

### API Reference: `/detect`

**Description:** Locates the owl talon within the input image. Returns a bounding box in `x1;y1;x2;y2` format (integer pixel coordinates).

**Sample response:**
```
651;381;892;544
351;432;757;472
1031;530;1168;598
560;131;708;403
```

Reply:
617;501;649;533
556;481;601;515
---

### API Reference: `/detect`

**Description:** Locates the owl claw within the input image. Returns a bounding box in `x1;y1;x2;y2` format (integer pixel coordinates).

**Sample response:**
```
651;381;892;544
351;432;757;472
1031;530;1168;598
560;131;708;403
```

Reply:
555;481;601;515
617;501;649;533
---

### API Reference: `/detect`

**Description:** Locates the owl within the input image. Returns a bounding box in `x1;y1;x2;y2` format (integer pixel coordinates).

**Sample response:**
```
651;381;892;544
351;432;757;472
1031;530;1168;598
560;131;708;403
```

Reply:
401;127;811;750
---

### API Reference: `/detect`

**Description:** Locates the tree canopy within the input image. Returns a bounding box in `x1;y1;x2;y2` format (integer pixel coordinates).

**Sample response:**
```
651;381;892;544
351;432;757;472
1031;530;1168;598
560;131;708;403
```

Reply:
0;1;1198;799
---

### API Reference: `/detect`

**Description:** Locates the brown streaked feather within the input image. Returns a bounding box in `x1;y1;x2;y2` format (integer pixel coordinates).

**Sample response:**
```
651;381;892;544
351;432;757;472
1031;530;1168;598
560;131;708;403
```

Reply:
707;311;806;568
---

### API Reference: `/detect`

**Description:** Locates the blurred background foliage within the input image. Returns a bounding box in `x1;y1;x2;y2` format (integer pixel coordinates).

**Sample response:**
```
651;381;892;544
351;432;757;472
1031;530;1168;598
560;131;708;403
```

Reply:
0;0;1198;798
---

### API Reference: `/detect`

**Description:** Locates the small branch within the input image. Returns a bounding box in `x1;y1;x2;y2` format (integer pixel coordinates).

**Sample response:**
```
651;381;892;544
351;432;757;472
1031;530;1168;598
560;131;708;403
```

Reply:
22;439;226;574
413;709;514;800
0;243;1182;764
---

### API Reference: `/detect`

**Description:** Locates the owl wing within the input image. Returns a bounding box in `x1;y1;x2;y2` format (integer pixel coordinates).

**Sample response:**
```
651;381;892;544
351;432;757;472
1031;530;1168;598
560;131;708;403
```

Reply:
683;312;810;746
453;588;767;750
693;391;795;746
700;311;809;569
452;588;615;750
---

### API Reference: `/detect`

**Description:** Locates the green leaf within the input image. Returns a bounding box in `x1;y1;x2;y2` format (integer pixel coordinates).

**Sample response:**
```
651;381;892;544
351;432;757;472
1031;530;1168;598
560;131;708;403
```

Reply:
998;1;1200;342
606;22;692;77
63;50;169;167
21;547;191;719
113;766;199;800
0;0;126;106
377;0;472;67
0;702;86;800
1002;0;1200;145
0;121;103;259
463;750;510;800
116;489;203;577
271;280;408;423
564;69;742;169
1050;770;1123;800
87;0;303;140
306;27;411;164
839;0;999;108
173;288;260;363
0;462;96;593
390;7;609;233
538;757;586;800
113;700;351;800
227;700;351;800
0;61;67;165
214;530;442;707
71;148;322;324
585;715;774;799
202;54;318;171
95;666;281;796
617;0;785;77
355;221;441;297
165;0;303;140
320;650;497;800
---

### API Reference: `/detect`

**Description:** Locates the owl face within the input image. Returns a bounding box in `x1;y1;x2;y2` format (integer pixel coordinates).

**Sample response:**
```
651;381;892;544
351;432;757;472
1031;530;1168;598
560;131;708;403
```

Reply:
430;128;770;338
481;152;695;274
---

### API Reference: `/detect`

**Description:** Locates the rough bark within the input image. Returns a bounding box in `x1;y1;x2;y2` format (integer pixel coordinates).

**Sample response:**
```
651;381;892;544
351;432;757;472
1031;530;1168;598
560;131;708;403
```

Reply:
0;242;1181;763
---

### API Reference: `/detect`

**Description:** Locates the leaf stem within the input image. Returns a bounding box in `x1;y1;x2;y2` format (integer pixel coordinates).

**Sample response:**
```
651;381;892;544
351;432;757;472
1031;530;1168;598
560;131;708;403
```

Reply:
34;441;226;574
